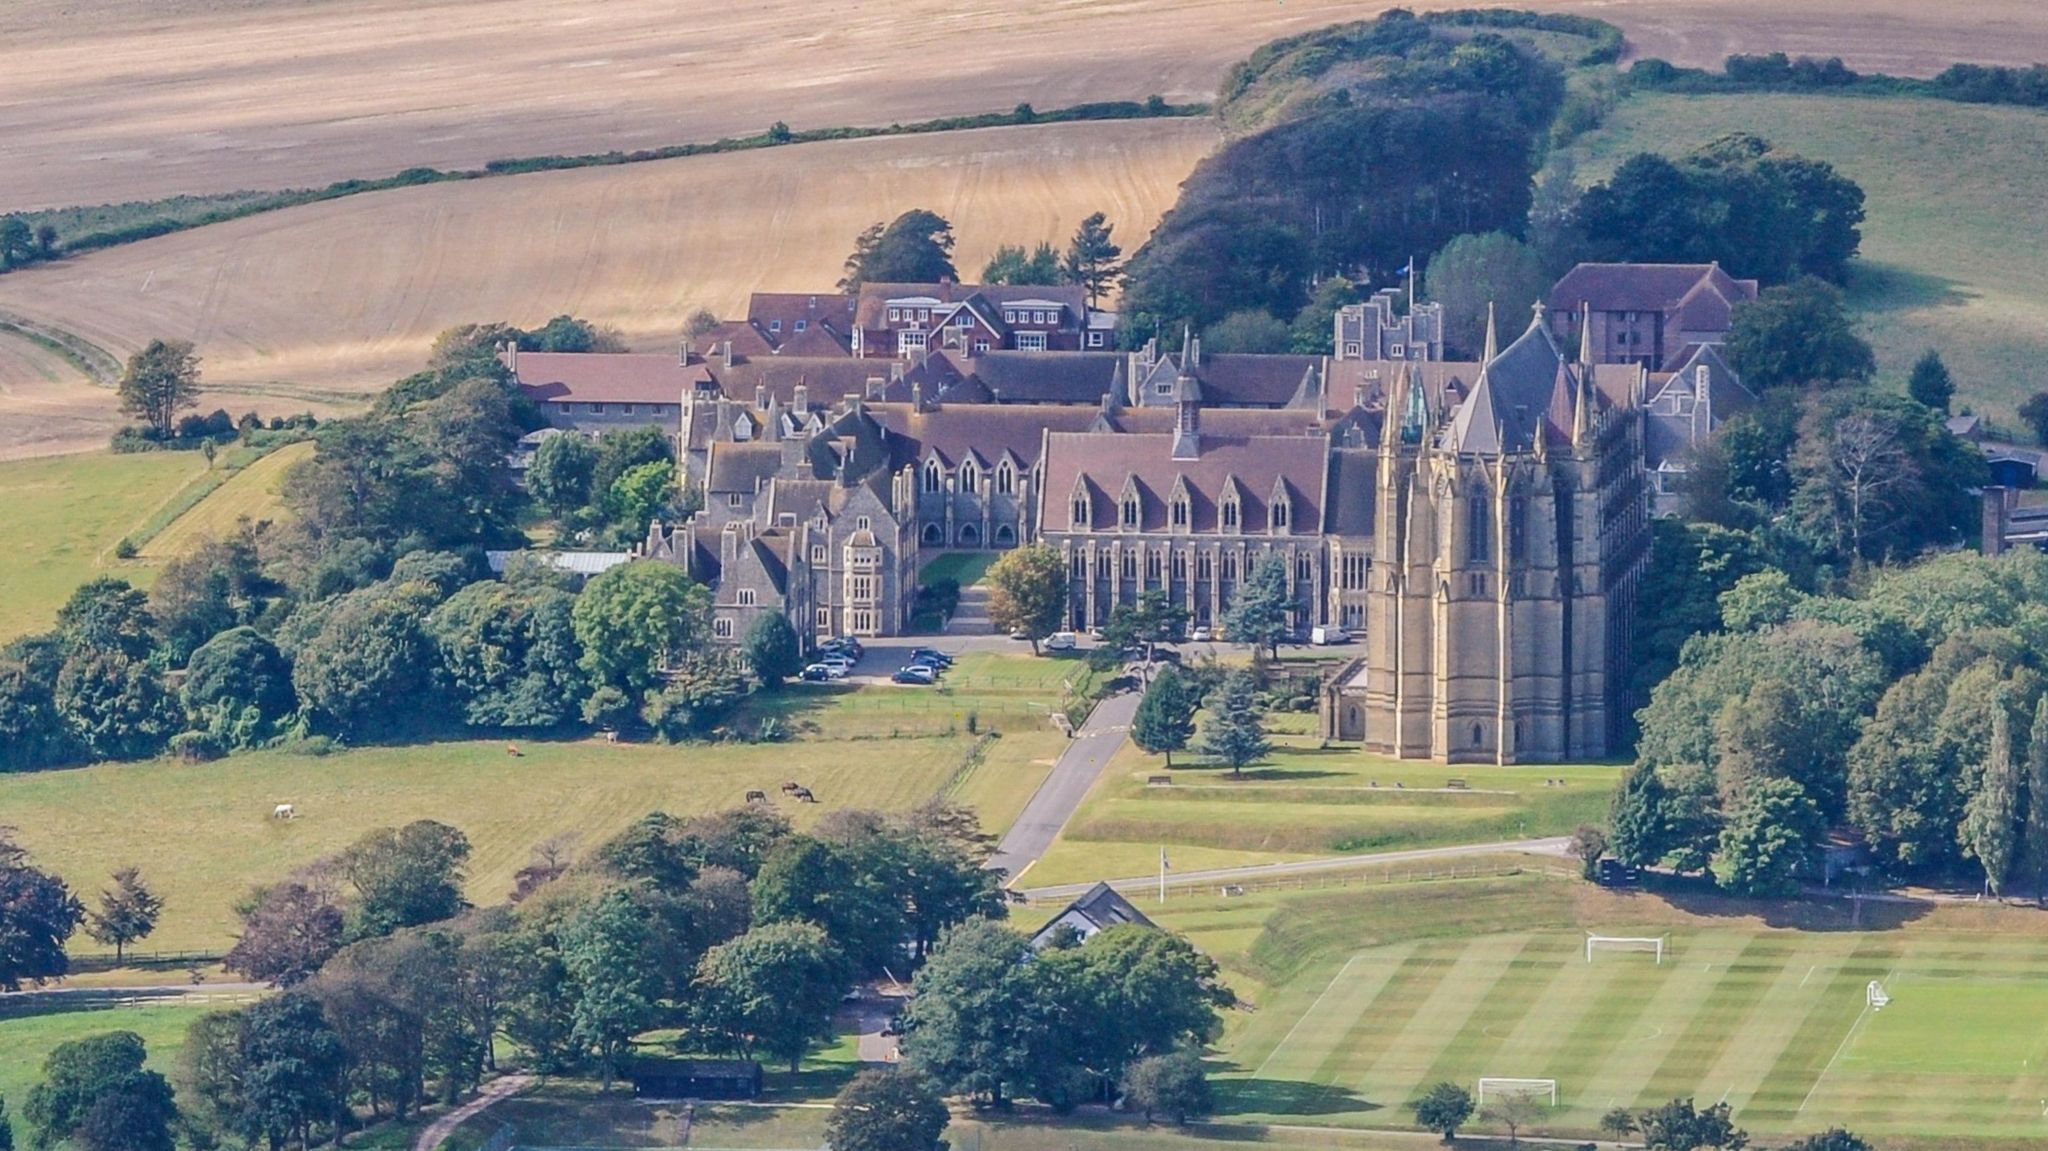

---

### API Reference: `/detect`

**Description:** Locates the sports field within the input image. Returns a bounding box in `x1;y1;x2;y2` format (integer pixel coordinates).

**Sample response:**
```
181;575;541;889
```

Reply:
1205;885;2048;1140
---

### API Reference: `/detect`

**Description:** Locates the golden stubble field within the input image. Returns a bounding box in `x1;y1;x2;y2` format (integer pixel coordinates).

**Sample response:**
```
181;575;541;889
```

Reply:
0;118;1216;456
9;0;2048;212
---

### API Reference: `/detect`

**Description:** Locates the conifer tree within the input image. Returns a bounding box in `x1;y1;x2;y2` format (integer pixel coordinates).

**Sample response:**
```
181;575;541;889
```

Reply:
1963;703;2020;896
1199;670;1269;777
1132;666;1198;767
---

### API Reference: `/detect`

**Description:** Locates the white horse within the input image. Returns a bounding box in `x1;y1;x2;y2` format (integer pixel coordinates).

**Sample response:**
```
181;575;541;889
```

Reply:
273;803;297;820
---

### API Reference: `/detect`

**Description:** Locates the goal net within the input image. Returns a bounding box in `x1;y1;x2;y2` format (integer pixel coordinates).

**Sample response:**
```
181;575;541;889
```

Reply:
1477;1078;1558;1106
1586;934;1665;963
1867;980;1890;1010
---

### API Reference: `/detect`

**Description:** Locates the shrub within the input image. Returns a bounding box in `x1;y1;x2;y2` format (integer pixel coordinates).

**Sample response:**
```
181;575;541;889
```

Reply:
167;730;224;762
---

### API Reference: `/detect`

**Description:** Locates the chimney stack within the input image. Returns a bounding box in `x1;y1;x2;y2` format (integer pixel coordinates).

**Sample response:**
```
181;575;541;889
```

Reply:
721;340;735;369
793;383;809;413
504;340;519;375
755;384;768;410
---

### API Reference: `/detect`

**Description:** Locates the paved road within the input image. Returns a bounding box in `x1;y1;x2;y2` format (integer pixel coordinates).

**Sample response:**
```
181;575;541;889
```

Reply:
1017;836;1573;902
413;1074;532;1151
987;690;1141;884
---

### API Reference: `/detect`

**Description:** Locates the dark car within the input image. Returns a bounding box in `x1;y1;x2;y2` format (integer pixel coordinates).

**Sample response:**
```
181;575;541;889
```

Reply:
909;647;954;667
909;653;947;673
893;666;937;685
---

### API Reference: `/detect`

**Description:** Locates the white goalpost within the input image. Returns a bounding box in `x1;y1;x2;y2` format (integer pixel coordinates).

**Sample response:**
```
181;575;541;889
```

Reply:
1477;1078;1559;1107
1586;934;1665;963
1866;979;1890;1010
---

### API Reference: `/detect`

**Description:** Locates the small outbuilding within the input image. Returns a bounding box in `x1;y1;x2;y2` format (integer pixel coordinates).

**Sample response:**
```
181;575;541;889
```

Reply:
627;1058;763;1100
1029;881;1157;949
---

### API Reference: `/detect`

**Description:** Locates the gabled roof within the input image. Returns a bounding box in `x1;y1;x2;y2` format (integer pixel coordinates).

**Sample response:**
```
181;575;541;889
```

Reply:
705;442;786;495
1028;882;1158;947
514;352;711;405
854;282;1088;329
967;351;1124;404
864;402;1101;472
1043;430;1330;534
1547;262;1759;318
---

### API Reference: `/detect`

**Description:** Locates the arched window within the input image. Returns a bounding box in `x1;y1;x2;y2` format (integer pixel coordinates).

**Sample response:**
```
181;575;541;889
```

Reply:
1072;496;1090;527
1121;494;1140;529
1467;491;1491;562
1272;499;1290;530
996;461;1015;494
923;459;942;493
995;524;1016;546
922;522;944;545
960;461;979;491
1471;723;1485;748
958;523;981;546
1171;496;1189;529
1222;499;1240;530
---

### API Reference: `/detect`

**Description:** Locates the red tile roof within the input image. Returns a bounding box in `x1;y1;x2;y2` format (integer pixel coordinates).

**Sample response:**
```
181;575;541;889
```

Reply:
1041;430;1331;535
515;352;711;405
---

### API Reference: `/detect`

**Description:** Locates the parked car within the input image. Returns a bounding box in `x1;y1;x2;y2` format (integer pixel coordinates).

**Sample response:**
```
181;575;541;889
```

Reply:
819;637;862;659
1311;625;1352;646
818;656;856;676
1190;625;1213;642
801;663;846;682
892;666;937;685
1045;631;1078;651
910;654;946;673
1009;627;1032;640
910;647;954;667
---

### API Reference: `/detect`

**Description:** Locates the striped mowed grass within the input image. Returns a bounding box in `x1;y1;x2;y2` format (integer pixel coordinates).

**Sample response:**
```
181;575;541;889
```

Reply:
1227;926;2048;1139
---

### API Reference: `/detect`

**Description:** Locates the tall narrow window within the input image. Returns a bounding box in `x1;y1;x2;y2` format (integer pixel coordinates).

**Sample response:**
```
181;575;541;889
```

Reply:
1467;492;1491;563
1272;500;1289;529
1073;497;1090;527
1121;495;1140;529
923;459;942;493
1222;500;1239;530
996;461;1015;494
1171;497;1189;528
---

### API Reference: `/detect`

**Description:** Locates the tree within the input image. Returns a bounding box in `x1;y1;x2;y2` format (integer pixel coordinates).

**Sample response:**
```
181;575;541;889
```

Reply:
840;210;957;290
1289;276;1362;354
572;561;713;696
694;922;849;1072
1636;1098;1747;1151
641;655;749;741
898;918;1041;1106
337;820;472;939
2026;696;2048;905
985;545;1069;653
1907;349;1954;413
289;581;442;739
744;613;803;688
1717;778;1824;897
1481;1092;1544;1147
751;836;902;974
560;887;659;1091
84;867;161;964
223;881;345;986
1724;278;1874;391
0;218;34;269
0;831;85;991
1062;213;1124;308
1962;702;2020;896
1222;553;1293;659
527;433;599;519
1412;1081;1474;1142
1789;389;1980;567
54;652;177;762
1567;825;1609;881
116;340;202;438
0;1093;13;1151
184;992;348;1151
428;581;588;729
57;578;156;662
1600;1107;1639;1141
1201;309;1291;354
150;529;274;666
1031;925;1230;1089
1609;766;1673;869
23;1031;149;1150
2020;391;2048;446
1199;671;1269;777
982;242;1062;285
1777;1130;1869;1151
1101;590;1188;666
1120;1049;1212;1125
1425;231;1548;357
1131;666;1198;767
72;1073;177;1151
604;459;677;538
825;1070;950;1151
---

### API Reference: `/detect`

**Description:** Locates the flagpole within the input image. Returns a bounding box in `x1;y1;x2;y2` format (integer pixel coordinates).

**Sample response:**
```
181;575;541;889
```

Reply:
1159;846;1167;905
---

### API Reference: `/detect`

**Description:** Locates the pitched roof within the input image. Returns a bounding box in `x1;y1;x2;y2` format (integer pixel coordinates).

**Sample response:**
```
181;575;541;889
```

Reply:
864;402;1101;471
709;357;896;409
966;351;1124;404
1327;359;1479;415
854;282;1088;329
514;352;711;405
1324;448;1378;537
743;293;857;354
1042;429;1330;534
1547;262;1759;317
705;442;787;495
1037;882;1158;941
1195;353;1323;407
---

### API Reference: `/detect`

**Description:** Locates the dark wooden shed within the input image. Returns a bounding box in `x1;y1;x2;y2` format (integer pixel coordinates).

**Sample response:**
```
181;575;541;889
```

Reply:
627;1058;764;1099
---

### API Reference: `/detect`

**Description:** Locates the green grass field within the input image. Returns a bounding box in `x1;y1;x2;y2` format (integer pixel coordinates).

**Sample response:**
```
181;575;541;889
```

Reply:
1577;91;2048;428
0;1000;216;1106
0;451;208;641
1159;877;2048;1142
1025;712;1616;887
0;652;1079;954
138;439;311;557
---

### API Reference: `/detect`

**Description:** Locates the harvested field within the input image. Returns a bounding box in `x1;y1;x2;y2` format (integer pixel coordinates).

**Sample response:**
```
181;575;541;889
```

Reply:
137;439;310;557
0;119;1215;453
11;0;2048;211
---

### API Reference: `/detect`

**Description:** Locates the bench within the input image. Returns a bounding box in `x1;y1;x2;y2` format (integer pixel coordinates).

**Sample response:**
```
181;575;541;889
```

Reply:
1146;775;1173;787
1219;884;1246;897
1445;778;1469;790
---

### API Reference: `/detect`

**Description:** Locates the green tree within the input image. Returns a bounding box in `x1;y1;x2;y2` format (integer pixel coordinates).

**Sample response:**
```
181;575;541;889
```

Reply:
694;922;849;1072
1101;590;1188;664
2026;696;2048;905
1412;1081;1475;1142
0;657;71;771
1600;1107;1639;1141
640;656;749;741
223;881;345;986
1725;278;1874;391
527;433;599;519
1609;765;1673;869
840;210;957;290
589;427;674;511
572;561;713;696
428;581;588;729
1223;554;1293;659
985;544;1069;653
83;867;160;964
1201;309;1291;354
57;578;156;661
1718;570;1805;633
1062;213;1124;308
23;1031;148;1149
116;340;202;438
1289;276;1361;354
898;918;1040;1106
1038;926;1230;1087
0;218;34;269
1425;232;1548;357
982;242;1062;285
181;627;295;749
1567;825;1609;881
1789;389;1982;567
1778;1129;1869;1151
1481;1092;1543;1147
1131;666;1198;767
288;581;442;739
72;1073;177;1151
1636;1097;1747;1151
215;992;349;1151
1199;670;1269;777
744;613;804;688
1717;778;1824;897
338;821;472;939
2020;391;2048;446
605;459;676;537
0;1093;14;1151
1962;703;2020;896
1120;1048;1212;1125
54;651;177;762
750;836;902;974
0;831;85;991
561;887;659;1091
825;1070;950;1151
1907;349;1954;413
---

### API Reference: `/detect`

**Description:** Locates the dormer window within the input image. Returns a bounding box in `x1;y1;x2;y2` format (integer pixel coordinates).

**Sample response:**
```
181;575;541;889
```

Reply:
960;461;979;490
1072;496;1090;527
1121;494;1140;529
1171;497;1189;529
1222;499;1239;530
923;459;943;493
996;460;1015;495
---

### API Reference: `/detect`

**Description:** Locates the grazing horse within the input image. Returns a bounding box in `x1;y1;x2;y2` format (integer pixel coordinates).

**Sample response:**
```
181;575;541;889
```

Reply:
791;787;818;803
273;803;297;820
744;790;768;804
781;781;803;794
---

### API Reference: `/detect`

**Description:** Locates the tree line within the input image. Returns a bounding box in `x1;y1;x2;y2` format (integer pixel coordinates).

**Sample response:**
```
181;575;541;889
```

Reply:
836;209;1126;310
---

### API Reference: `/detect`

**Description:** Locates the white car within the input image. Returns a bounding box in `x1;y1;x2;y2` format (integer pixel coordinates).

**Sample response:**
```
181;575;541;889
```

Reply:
1045;631;1078;651
1190;626;1213;642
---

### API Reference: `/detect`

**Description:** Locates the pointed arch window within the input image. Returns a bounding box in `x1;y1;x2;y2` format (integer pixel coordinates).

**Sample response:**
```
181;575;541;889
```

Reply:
1121;493;1141;529
923;459;943;493
1221;498;1240;531
1071;492;1091;528
996;460;1015;495
1467;491;1491;563
960;460;979;491
1272;498;1290;530
1171;495;1189;529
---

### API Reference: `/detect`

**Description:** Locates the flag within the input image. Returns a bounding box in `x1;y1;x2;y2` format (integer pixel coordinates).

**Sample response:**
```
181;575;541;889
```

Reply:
1396;257;1415;279
1160;847;1172;870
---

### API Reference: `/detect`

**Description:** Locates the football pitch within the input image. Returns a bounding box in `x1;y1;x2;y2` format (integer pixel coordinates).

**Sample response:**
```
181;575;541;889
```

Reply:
1225;928;2048;1139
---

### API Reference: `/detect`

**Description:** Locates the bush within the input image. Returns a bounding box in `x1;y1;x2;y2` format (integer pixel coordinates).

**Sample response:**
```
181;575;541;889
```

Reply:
113;538;138;560
168;730;225;762
285;734;338;757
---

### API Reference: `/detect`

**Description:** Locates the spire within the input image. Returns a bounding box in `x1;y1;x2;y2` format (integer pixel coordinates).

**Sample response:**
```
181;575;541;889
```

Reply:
1572;360;1596;449
1381;364;1408;449
1481;303;1499;365
1578;301;1595;369
1401;365;1429;446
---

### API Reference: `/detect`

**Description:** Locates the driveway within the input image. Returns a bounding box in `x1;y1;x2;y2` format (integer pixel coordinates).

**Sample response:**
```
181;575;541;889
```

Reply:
986;689;1141;884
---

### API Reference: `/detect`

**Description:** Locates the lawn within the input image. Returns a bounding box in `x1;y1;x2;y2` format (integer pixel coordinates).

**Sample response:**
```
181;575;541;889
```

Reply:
0;999;217;1107
1158;875;2048;1142
0;451;208;641
139;439;312;558
919;550;999;587
0;652;1087;955
1024;711;1617;888
1575;91;2048;429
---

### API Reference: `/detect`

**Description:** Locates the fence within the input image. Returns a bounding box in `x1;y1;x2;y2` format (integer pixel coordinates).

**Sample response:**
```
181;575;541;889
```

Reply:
67;948;224;970
1021;857;1575;904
